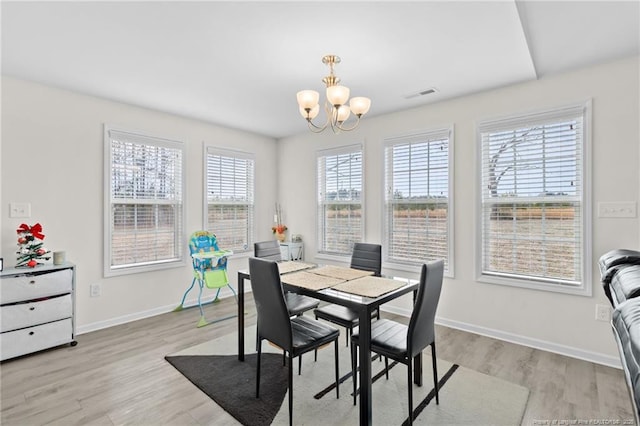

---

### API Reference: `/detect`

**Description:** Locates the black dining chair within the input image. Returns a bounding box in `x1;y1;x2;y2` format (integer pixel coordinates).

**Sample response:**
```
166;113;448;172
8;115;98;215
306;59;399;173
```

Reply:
350;259;444;425
249;257;340;426
254;240;319;316
314;243;382;345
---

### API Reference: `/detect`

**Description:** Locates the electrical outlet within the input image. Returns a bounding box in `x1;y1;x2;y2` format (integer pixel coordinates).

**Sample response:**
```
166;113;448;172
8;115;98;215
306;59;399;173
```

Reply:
595;304;610;322
90;283;102;297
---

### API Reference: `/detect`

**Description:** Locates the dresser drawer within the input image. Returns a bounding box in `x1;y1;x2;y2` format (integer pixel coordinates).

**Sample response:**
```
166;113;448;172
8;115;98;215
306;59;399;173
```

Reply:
1;294;72;333
0;269;73;304
0;318;72;361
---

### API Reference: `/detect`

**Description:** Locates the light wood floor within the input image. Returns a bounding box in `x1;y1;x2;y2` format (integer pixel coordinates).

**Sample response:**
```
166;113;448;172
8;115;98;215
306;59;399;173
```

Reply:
1;297;635;425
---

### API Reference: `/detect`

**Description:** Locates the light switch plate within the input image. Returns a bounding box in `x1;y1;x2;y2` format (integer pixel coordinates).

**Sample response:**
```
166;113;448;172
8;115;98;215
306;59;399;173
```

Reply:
9;202;31;218
597;201;637;218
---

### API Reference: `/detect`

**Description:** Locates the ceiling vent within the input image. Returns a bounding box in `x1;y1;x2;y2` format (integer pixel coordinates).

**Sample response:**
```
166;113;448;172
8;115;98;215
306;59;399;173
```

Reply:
404;88;438;99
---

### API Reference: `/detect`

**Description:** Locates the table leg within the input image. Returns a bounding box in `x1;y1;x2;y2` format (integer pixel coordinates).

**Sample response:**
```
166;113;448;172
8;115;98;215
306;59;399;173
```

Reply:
237;272;245;361
358;307;373;426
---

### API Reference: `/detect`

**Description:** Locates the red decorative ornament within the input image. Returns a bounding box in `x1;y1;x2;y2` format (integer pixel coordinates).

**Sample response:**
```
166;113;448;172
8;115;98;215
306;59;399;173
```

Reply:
16;222;50;267
17;223;45;240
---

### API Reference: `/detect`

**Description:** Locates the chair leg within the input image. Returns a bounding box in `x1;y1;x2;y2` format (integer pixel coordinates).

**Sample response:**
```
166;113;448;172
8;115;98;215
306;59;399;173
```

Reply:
288;354;293;426
256;340;262;398
431;343;439;405
384;356;389;379
334;339;340;399
407;360;414;426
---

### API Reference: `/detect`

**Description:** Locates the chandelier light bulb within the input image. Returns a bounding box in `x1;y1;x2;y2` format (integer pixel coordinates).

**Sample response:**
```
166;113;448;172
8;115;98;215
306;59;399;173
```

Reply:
296;90;320;110
337;104;351;122
299;104;320;119
350;97;371;116
326;85;350;107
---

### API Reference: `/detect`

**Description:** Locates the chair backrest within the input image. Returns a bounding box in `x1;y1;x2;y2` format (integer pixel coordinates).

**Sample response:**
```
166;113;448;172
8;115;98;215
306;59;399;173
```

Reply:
189;230;221;254
350;243;382;276
249;257;292;350
407;260;444;358
254;240;282;261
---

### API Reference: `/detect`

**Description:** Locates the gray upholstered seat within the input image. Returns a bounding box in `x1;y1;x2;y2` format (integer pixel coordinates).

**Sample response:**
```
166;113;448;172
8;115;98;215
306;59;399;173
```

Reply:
351;260;444;425
249;257;340;426
254;240;319;316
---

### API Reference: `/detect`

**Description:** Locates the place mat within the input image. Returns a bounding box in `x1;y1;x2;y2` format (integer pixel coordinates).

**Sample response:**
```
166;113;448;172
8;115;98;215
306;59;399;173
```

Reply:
280;271;345;291
332;276;406;298
276;261;316;274
309;265;374;281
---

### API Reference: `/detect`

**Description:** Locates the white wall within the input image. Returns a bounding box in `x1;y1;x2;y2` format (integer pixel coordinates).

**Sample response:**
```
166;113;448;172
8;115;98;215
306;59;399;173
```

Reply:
2;56;638;365
278;56;640;366
1;77;278;332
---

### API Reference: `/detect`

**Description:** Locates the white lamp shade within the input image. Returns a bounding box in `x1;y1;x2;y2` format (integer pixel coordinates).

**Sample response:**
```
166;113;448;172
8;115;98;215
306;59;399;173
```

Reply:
337;104;351;122
326;85;350;106
297;90;319;109
299;104;320;119
350;97;371;116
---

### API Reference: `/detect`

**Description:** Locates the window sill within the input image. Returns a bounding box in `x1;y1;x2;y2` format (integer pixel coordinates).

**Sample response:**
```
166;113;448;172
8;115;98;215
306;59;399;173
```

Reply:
315;252;350;264
383;261;453;279
477;274;592;297
104;259;187;278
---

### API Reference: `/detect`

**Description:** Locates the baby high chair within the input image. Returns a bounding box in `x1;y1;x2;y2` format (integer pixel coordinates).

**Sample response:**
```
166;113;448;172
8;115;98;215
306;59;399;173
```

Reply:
174;230;236;327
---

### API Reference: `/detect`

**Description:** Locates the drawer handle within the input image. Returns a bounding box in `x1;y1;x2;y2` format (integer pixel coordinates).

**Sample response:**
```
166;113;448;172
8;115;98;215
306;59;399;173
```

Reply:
29;331;34;336
29;307;35;311
29;280;36;285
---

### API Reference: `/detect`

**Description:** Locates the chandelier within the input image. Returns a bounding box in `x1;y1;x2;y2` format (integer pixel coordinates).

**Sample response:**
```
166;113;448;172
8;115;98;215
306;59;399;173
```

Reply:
296;55;371;134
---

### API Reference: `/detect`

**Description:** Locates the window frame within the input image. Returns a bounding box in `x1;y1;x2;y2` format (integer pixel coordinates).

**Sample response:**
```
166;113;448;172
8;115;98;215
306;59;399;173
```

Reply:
203;145;255;255
316;143;365;259
475;101;592;296
382;127;454;276
103;125;186;277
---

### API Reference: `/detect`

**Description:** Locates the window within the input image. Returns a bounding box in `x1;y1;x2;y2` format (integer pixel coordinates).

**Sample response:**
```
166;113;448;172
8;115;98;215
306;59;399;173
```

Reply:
384;128;453;272
478;103;591;295
317;144;363;256
104;126;185;276
205;147;255;253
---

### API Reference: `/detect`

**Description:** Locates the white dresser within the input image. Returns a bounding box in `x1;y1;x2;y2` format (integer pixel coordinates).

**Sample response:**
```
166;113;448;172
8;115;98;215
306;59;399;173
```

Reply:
0;263;76;361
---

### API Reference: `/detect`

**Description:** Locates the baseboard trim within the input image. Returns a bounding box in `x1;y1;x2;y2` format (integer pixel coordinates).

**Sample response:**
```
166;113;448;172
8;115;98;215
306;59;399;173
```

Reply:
76;294;227;335
381;305;622;369
79;294;621;369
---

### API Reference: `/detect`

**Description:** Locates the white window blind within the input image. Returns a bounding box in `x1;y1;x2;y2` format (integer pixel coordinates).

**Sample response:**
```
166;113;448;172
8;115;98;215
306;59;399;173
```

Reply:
105;127;184;275
317;145;363;256
206;147;255;253
479;104;588;288
384;129;452;270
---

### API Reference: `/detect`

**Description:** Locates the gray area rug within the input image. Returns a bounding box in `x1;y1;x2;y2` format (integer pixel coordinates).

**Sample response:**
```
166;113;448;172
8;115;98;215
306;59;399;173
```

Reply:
165;353;287;426
166;325;529;425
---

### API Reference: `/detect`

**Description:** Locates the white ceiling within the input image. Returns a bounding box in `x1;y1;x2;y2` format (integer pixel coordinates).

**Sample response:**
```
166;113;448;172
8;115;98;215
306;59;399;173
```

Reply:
2;1;639;139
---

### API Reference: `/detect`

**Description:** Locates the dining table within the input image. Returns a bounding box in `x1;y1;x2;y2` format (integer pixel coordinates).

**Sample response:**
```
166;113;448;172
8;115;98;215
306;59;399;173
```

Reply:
236;261;421;426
